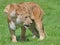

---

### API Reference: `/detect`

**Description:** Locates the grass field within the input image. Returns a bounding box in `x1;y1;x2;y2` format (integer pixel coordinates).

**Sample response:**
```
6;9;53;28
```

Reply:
0;0;60;45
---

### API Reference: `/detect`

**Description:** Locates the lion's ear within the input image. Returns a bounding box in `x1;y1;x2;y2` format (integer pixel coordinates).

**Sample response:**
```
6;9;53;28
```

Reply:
4;5;10;13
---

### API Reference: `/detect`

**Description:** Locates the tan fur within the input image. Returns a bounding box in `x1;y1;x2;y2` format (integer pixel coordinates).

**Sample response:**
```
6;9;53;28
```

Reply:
4;2;45;42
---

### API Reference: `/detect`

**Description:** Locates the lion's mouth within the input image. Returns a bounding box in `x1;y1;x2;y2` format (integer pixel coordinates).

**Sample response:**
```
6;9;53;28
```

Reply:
24;25;29;28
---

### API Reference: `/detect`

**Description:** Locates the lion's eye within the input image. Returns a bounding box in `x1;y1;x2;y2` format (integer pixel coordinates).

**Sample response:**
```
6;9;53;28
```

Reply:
25;17;28;18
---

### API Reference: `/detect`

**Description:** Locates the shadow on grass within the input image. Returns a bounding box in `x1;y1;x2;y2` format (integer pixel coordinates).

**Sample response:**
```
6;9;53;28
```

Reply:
16;35;32;42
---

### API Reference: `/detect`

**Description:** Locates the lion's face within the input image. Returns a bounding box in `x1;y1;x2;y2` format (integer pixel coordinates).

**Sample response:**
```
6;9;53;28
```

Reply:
15;12;32;26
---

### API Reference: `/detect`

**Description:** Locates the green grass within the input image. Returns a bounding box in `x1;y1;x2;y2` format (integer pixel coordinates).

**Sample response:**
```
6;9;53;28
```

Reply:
0;0;60;45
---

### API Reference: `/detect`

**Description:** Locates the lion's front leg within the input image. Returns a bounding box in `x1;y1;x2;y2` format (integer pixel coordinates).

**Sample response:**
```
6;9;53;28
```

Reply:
8;21;17;42
35;20;45;40
9;29;17;42
29;23;39;38
21;26;26;41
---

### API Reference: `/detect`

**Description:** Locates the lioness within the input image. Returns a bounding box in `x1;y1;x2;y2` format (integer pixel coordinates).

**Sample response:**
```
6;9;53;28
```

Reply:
4;2;45;42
